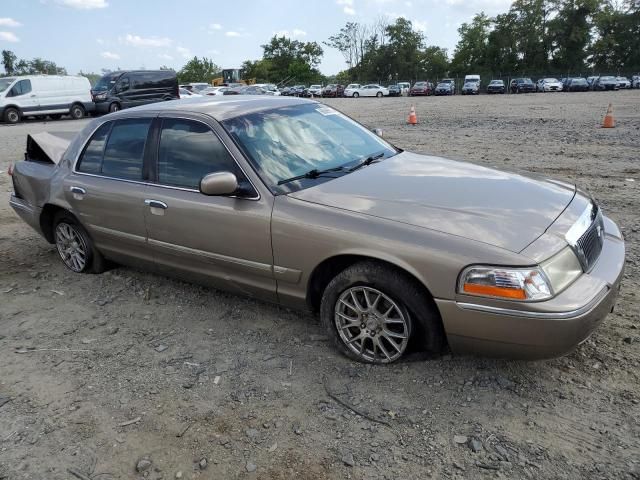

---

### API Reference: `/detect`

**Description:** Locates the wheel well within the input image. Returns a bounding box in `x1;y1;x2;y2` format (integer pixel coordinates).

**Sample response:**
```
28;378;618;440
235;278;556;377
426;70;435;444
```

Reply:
71;102;85;111
306;255;436;313
39;204;69;243
3;105;21;115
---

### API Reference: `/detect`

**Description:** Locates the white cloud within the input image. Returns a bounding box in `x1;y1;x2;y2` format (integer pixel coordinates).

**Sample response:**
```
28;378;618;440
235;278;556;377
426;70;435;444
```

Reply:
0;18;22;27
100;51;119;60
337;0;355;15
0;31;19;42
96;38;104;44
273;28;307;38
445;0;511;12
176;46;191;59
57;0;108;9
158;53;174;61
413;19;427;31
225;31;247;37
209;23;222;30
123;33;172;48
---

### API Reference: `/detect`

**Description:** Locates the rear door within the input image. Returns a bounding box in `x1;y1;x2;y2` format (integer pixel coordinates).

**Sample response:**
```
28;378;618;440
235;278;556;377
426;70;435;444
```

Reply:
64;117;155;269
142;114;277;302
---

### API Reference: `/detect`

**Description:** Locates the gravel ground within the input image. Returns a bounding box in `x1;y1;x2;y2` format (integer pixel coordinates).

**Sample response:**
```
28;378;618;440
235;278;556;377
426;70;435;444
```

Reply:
0;91;639;480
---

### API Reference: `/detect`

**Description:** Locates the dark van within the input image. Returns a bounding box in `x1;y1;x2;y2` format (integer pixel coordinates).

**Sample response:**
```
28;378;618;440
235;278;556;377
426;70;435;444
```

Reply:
92;70;179;114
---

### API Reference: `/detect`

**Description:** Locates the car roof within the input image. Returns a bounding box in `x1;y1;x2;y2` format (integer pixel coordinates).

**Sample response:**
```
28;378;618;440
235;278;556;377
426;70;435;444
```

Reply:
110;95;318;121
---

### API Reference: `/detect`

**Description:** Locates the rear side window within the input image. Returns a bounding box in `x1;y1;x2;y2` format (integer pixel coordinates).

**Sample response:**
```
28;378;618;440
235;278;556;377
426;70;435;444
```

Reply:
7;79;32;97
77;119;151;180
102;119;151;180
77;122;111;174
158;118;238;189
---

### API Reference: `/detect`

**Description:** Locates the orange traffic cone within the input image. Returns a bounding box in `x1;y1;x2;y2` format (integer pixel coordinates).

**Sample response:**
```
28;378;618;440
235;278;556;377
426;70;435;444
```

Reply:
407;105;418;125
602;103;615;128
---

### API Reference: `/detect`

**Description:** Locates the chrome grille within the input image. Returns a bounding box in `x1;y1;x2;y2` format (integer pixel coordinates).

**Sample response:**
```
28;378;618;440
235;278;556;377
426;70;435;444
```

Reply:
566;203;604;272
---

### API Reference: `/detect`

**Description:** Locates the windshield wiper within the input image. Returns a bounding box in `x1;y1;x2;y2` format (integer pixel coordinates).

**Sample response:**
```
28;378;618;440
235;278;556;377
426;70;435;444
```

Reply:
277;166;346;186
348;151;386;172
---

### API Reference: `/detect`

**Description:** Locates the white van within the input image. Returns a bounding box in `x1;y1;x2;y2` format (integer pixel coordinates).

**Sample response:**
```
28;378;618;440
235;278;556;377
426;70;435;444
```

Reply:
0;75;94;124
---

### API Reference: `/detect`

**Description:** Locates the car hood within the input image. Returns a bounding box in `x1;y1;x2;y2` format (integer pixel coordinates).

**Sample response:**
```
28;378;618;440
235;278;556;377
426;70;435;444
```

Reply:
288;152;575;253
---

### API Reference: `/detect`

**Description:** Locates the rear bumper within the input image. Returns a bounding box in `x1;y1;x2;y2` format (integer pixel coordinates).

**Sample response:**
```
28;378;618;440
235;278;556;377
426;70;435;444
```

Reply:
436;222;625;359
9;194;44;237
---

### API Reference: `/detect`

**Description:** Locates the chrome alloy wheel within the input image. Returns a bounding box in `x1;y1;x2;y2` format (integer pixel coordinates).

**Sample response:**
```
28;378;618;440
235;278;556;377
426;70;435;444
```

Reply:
334;286;410;363
55;222;87;272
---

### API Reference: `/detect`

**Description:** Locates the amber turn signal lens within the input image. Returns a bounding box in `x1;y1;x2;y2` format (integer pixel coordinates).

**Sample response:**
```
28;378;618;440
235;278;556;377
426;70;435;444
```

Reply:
462;283;527;300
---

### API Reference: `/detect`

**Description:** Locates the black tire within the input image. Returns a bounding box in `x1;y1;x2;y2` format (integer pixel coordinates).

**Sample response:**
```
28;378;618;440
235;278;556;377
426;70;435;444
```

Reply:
53;211;106;274
69;104;85;120
3;107;20;124
320;261;445;364
376;91;383;97
108;102;121;113
353;92;359;98
49;114;62;120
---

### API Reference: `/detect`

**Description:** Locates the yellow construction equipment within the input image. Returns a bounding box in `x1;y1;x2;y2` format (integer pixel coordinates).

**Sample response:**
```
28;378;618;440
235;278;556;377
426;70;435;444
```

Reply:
212;68;255;86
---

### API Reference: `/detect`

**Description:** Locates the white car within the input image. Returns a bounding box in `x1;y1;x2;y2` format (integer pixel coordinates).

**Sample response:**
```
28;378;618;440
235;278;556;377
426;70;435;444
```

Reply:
254;84;281;96
199;87;229;96
397;82;410;96
616;76;631;89
179;88;202;98
537;78;563;92
1;75;94;124
352;84;389;98
308;85;323;96
344;84;362;97
633;75;640;89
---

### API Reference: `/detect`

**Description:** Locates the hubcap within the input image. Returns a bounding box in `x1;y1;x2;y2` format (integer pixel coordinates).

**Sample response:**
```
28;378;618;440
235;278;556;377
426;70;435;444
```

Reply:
8;111;18;122
334;286;410;363
55;223;87;272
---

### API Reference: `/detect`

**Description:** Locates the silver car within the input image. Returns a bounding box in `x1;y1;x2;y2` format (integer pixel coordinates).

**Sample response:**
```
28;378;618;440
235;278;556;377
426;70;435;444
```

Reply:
9;97;625;363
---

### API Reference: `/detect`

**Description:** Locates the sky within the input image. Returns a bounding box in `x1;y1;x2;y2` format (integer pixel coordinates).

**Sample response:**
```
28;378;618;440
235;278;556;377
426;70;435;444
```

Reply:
0;0;513;76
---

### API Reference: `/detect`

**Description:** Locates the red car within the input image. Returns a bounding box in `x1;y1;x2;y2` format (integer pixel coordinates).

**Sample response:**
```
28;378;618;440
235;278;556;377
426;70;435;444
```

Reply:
409;81;433;96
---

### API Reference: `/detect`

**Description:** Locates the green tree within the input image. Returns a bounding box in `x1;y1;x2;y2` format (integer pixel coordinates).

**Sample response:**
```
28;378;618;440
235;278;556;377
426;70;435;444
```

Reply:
548;0;600;72
177;57;220;84
450;13;492;77
485;12;520;75
419;46;450;81
2;50;17;75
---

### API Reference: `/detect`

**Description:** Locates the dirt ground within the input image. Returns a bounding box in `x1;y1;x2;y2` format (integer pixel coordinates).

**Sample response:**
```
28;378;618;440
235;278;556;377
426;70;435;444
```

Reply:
1;91;639;480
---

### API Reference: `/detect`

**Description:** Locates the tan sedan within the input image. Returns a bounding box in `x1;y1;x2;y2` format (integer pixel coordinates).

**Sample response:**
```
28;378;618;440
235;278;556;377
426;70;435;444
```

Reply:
9;97;625;363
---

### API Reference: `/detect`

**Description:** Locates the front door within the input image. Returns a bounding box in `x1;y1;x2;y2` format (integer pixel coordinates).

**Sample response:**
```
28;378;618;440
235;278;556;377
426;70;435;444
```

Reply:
64;117;154;269
6;79;39;115
143;116;277;302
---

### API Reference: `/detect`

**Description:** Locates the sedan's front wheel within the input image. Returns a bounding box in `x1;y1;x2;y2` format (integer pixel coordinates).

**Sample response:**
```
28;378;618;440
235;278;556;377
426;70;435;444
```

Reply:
353;92;359;98
320;261;444;363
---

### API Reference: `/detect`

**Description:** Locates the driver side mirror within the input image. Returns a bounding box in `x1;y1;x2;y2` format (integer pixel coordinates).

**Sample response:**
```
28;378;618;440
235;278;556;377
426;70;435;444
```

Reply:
200;171;239;196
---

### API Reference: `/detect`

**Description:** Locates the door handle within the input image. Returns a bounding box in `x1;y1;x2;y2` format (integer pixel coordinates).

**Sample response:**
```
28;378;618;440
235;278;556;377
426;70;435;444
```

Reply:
144;199;168;209
30;94;36;98
70;186;86;199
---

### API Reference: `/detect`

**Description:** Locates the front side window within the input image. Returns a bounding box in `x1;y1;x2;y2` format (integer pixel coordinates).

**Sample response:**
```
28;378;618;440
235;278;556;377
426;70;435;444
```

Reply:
76;119;151;180
222;103;397;194
8;79;32;97
158;119;238;189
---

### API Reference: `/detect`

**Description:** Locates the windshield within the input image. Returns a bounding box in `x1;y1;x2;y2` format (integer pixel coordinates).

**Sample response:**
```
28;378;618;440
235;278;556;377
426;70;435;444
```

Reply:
544;78;559;83
573;78;587;84
222;103;397;194
346;84;359;89
600;76;615;81
0;77;15;92
310;85;321;89
414;82;425;87
490;80;502;85
93;72;120;91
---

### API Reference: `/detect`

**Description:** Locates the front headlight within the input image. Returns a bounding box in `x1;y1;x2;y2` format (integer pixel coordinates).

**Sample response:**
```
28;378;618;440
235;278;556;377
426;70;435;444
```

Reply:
94;92;107;100
458;266;552;301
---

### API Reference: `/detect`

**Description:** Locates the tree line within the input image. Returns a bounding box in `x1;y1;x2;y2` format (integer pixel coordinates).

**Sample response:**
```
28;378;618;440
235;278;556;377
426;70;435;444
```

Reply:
2;0;638;86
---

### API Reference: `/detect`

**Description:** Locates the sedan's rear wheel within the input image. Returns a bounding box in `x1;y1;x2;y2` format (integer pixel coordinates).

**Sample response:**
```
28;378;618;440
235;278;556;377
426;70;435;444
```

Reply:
53;212;106;273
320;261;445;364
376;92;383;97
353;92;359;98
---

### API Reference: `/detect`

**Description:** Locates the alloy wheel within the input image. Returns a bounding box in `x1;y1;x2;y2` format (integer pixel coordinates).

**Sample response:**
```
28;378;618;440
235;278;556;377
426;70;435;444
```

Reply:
334;286;410;363
55;222;88;272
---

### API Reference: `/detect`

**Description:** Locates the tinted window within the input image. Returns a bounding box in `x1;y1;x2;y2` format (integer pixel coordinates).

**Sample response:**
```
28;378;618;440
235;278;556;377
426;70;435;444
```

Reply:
158;119;238;189
77;122;112;174
101;119;151;180
131;71;175;89
8;79;32;97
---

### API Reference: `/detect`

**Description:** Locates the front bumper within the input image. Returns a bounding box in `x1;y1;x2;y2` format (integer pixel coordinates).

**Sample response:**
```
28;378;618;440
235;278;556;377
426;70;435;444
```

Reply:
436;217;625;359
